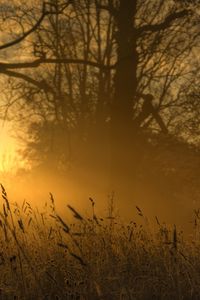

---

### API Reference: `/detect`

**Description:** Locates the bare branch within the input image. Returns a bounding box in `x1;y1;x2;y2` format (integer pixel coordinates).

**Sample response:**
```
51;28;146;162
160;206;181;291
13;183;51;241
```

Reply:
0;1;72;51
137;9;190;35
135;94;168;133
1;70;54;93
96;0;117;17
0;58;115;70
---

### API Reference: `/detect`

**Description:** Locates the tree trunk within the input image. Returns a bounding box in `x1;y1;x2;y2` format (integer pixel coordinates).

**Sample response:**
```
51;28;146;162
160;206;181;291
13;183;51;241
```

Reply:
111;0;138;185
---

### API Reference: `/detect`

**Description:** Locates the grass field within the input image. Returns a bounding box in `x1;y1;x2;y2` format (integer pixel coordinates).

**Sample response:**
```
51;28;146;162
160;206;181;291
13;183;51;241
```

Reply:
0;185;200;300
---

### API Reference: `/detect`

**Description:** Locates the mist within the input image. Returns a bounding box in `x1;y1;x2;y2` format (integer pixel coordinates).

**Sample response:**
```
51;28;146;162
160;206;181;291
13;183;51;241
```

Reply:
2;1;200;299
1;127;198;235
0;0;199;234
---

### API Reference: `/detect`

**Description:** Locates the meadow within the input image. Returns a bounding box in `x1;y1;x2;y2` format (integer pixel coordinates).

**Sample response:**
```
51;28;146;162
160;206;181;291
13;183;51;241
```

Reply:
0;185;200;300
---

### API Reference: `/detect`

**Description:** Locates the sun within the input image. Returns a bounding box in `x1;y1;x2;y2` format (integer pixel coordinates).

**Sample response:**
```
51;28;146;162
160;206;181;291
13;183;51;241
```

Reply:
0;121;23;174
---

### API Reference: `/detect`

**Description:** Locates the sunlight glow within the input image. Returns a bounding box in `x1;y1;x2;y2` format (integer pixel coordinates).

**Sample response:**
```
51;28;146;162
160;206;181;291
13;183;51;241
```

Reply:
0;121;24;173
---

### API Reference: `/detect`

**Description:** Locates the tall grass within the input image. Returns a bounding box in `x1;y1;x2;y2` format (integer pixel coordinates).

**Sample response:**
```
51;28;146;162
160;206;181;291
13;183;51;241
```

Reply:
0;185;200;299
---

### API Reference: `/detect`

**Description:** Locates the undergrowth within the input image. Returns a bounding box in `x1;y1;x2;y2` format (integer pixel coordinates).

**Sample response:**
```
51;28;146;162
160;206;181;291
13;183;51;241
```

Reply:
0;185;200;299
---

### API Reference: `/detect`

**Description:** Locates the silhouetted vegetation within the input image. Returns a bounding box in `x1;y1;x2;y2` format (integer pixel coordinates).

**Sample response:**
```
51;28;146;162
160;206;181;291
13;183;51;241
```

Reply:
1;1;200;177
0;186;200;299
0;2;200;298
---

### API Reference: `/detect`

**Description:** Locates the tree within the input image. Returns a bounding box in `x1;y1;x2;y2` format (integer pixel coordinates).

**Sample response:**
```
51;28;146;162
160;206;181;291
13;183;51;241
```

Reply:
0;0;115;172
97;0;198;182
0;0;199;188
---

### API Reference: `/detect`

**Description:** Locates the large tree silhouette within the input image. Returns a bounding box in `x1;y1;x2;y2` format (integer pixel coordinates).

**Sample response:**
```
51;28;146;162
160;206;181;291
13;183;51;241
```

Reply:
0;0;199;184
